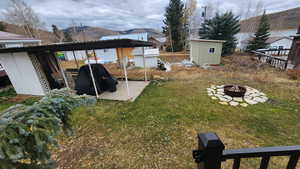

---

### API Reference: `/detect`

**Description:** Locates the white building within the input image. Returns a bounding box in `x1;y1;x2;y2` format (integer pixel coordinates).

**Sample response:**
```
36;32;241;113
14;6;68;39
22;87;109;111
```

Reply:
0;31;41;79
64;33;159;68
236;7;300;50
0;31;41;48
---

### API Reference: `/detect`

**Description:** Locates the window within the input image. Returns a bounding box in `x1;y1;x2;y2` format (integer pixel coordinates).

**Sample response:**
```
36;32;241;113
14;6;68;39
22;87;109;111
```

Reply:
0;44;5;49
209;48;215;53
278;46;284;49
104;49;108;53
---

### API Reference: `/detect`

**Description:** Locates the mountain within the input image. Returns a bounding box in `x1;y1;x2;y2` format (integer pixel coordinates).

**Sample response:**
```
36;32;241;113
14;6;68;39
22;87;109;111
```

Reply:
0;21;56;44
63;26;118;41
240;7;300;33
63;26;163;41
117;28;163;38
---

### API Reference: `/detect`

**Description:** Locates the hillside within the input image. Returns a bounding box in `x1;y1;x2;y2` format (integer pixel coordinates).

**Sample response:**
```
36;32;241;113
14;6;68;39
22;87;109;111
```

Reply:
63;26;119;41
117;28;163;38
63;26;163;40
0;22;56;44
240;7;300;33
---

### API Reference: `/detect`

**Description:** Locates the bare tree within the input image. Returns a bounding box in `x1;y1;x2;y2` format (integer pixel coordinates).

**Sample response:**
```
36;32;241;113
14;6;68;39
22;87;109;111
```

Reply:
52;24;64;42
3;0;44;38
183;0;197;50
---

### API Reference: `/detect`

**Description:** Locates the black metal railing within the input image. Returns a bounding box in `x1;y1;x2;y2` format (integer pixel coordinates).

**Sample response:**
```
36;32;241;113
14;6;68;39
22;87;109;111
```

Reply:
252;51;288;70
193;133;300;169
257;49;291;57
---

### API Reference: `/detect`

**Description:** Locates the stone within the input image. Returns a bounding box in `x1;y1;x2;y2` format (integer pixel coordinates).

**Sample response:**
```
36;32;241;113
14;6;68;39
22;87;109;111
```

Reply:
207;88;214;92
217;89;224;92
219;97;230;102
215;94;223;98
233;97;243;102
223;95;233;100
244;99;258;105
240;103;249;107
208;93;213;96
211;97;218;100
229;101;239;106
219;102;228;105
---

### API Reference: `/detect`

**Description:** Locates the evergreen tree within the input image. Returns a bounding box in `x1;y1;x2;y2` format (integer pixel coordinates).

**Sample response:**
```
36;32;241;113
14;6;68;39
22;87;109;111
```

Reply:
162;0;185;52
246;11;270;51
0;22;6;31
63;31;73;42
199;12;240;56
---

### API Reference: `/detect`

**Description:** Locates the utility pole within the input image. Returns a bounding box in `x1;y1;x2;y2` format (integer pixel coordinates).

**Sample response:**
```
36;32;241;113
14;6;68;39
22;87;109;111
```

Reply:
202;6;207;20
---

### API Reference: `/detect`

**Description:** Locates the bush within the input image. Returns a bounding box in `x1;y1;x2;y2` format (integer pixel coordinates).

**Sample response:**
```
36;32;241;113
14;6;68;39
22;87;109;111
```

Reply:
287;69;300;80
0;89;96;169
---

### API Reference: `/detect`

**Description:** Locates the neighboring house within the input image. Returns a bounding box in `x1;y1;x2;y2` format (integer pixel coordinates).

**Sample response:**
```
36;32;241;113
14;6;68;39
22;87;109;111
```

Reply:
0;31;41;48
241;37;293;50
64;33;161;68
236;7;300;50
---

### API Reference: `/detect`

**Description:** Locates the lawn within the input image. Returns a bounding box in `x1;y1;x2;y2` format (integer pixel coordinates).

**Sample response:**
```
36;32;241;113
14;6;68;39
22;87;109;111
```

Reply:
1;55;300;169
53;55;300;169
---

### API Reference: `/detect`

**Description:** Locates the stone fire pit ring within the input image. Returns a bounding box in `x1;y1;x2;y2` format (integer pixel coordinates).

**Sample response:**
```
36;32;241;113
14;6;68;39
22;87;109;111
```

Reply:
207;85;268;107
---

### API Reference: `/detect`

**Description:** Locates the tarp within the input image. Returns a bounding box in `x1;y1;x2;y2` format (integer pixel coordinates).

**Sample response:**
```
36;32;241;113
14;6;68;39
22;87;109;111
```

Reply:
75;64;117;95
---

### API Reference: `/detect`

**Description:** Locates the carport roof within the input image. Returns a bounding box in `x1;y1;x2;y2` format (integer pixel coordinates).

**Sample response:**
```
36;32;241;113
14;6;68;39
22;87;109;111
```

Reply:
0;39;153;53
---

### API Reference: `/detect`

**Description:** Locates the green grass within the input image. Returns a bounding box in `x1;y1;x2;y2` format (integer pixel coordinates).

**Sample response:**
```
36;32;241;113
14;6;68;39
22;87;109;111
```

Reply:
0;88;40;112
53;74;300;169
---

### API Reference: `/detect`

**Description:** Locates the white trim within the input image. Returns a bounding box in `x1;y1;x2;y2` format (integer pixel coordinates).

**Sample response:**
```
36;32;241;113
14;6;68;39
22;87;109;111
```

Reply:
0;40;41;43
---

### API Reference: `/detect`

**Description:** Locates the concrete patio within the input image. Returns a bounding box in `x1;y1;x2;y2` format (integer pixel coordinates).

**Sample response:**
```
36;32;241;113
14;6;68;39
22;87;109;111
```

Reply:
99;81;150;102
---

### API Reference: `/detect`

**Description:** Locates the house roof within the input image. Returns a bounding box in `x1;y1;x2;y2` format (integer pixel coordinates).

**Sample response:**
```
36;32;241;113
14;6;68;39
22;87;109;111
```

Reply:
0;31;40;41
240;7;300;33
0;39;153;54
191;39;225;43
100;33;148;41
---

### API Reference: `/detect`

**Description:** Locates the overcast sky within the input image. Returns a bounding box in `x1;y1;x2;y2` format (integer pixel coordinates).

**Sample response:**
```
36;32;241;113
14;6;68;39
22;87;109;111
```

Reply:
0;0;300;31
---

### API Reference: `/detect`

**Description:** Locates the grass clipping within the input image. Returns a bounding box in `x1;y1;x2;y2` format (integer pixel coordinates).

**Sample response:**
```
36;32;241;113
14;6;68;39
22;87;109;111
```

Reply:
0;89;96;169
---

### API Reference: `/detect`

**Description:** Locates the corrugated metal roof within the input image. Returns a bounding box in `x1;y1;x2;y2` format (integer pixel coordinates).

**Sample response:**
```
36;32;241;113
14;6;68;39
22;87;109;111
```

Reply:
0;39;153;54
0;31;39;41
100;33;148;41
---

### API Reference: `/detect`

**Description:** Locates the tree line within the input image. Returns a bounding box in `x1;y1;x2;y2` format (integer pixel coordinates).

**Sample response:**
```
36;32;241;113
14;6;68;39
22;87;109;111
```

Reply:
162;0;270;55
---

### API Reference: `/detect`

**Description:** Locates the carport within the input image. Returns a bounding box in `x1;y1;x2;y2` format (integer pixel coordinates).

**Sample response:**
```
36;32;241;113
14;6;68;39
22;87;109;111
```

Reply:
0;39;152;101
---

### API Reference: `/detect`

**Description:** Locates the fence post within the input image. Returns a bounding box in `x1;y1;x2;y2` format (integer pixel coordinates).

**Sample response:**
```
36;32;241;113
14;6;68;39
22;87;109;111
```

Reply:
193;133;225;169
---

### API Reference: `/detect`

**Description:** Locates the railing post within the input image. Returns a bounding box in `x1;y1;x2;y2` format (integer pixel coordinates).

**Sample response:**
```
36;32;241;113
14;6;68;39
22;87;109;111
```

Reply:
193;133;225;169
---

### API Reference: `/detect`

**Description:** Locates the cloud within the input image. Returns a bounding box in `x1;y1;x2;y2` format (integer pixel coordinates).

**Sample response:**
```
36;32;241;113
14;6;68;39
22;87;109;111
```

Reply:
0;0;299;31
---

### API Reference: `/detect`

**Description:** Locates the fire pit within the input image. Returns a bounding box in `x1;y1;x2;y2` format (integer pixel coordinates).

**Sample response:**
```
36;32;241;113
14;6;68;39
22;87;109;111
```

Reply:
224;85;247;97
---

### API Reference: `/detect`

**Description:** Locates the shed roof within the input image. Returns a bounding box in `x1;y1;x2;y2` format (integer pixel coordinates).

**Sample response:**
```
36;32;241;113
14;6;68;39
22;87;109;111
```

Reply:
0;39;153;54
0;31;39;41
191;39;225;43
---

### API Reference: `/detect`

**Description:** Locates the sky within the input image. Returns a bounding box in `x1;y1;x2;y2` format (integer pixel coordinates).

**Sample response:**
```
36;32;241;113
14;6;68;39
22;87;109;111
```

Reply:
0;0;300;31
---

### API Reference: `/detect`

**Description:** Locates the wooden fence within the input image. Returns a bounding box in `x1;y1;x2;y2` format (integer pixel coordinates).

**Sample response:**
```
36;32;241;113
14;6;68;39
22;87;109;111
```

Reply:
193;133;300;169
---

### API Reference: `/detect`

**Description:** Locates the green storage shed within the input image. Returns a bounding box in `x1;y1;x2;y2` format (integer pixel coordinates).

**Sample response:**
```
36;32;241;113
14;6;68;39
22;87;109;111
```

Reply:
190;39;225;66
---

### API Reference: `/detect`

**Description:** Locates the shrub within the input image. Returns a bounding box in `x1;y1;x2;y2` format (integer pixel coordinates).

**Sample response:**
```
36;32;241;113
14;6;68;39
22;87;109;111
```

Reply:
287;69;300;80
0;89;96;169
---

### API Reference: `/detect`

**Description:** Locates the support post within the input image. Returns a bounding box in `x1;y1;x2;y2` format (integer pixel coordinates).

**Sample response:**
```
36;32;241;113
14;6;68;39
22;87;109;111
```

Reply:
55;54;70;88
72;50;80;70
85;50;99;98
142;47;147;81
121;48;130;100
193;133;225;169
93;49;98;64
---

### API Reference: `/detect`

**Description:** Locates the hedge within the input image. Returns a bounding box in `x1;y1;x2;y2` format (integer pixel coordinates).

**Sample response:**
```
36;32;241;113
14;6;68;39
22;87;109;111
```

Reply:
0;89;96;169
